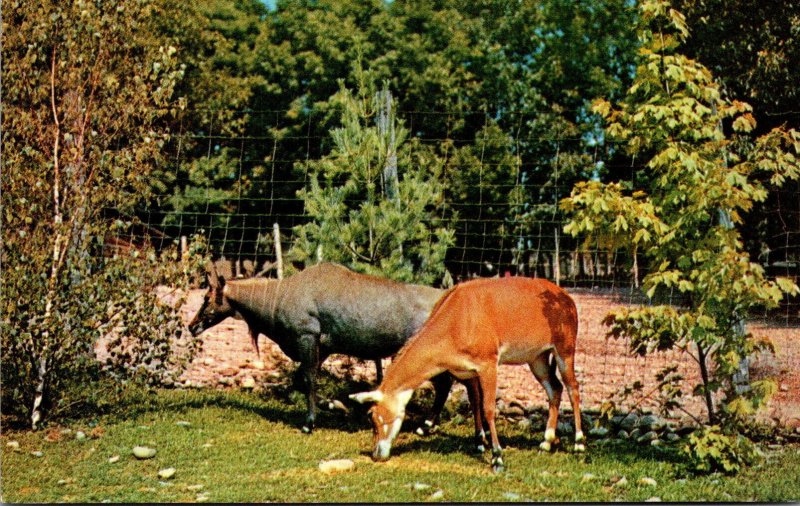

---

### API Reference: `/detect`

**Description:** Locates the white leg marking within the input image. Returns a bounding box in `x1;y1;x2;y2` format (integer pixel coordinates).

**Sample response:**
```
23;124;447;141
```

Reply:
540;428;556;451
574;430;586;452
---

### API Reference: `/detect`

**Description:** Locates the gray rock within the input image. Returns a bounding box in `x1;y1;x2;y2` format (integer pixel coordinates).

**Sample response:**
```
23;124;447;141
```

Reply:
557;421;574;435
638;415;665;432
6;441;19;450
612;476;628;488
413;482;432;491
108;455;120;464
639;477;658;487
589;426;609;438
429;490;444;501
630;428;641;440
665;433;680;442
503;492;521;500
617;430;629;439
637;431;658;443
75;431;87;441
611;415;624;428
645;497;662;502
620;413;639;432
31;450;44;458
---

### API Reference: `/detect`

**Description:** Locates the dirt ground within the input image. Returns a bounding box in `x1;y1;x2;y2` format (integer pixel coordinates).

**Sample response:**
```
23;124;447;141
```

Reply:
171;286;800;430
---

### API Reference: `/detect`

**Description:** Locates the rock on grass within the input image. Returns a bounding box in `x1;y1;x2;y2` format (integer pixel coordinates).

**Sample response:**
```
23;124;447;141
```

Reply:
132;446;156;459
318;459;355;474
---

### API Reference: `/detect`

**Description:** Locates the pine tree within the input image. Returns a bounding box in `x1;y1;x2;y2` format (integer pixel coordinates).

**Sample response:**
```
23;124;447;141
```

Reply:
290;76;454;285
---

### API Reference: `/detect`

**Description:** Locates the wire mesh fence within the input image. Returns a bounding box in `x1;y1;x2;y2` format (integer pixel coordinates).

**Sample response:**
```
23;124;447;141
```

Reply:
111;107;799;425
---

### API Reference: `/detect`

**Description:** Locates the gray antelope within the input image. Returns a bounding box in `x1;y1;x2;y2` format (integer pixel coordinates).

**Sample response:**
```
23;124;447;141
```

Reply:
188;262;486;436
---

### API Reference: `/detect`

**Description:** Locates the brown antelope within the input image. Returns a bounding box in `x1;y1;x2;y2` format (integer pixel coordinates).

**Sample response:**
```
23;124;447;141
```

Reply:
350;276;583;472
188;262;486;439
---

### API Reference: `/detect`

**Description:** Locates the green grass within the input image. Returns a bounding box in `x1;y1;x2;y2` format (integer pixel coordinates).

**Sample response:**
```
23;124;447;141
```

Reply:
2;388;799;503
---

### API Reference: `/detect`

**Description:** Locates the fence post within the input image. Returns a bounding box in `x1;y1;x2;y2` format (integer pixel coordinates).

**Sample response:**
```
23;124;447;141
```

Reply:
273;222;283;280
553;227;561;286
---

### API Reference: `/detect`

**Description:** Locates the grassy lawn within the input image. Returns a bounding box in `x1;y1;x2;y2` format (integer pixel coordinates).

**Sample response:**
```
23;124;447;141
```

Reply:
2;387;799;503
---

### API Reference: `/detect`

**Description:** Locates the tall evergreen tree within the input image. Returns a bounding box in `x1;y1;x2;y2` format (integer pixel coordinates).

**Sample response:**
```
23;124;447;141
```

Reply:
290;76;454;285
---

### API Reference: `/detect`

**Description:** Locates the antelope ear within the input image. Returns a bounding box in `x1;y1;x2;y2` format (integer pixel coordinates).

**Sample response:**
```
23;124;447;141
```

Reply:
349;390;383;404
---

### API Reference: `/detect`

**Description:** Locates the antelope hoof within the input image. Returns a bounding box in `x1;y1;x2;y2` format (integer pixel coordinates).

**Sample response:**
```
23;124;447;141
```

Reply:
491;457;505;473
301;425;312;434
416;427;425;436
539;440;552;452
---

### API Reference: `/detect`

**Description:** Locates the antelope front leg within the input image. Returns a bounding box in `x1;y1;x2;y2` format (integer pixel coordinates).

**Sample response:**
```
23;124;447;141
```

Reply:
477;367;504;473
298;334;320;433
465;378;488;452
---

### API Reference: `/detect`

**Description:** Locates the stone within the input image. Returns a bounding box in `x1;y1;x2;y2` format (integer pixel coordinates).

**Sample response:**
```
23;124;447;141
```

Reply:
517;418;532;430
413;483;431;491
650;439;662;447
203;357;215;366
429;490;444;500
132;446;157;459
557;421;574;435
32;450;44;458
75;431;87;441
611;415;624;428
589;426;609;438
318;459;355;474
630;428;641;440
241;377;256;389
619;413;638;432
253;360;266;370
503;492;521;500
612;476;628;488
175;421;191;428
617;430;629;439
665;433;680;442
645;497;662;502
219;367;238;377
637;431;658;443
158;467;176;480
639;477;658;487
503;406;525;417
581;472;596;482
638;414;665;432
108;455;120;464
187;484;204;492
6;441;19;450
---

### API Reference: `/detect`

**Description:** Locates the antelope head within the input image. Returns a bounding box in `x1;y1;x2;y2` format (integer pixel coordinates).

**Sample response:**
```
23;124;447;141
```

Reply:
350;389;413;462
188;269;234;337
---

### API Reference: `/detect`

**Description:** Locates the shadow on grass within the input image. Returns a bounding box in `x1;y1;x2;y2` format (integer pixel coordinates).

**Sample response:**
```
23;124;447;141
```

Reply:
382;420;687;469
105;372;379;434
